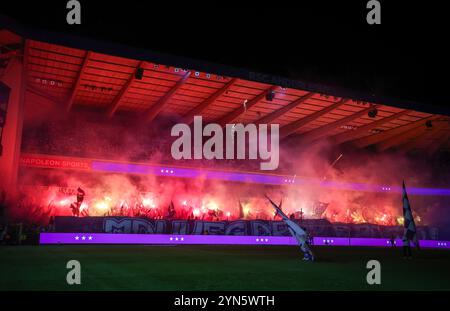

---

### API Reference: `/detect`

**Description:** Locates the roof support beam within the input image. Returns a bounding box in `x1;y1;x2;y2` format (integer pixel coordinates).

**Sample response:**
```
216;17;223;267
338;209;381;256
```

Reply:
375;123;429;152
145;71;191;122
427;133;450;155
280;98;349;138
182;78;237;124
106;61;143;118
401;130;436;153
66;51;92;112
217;85;278;127
22;38;30;84
331;109;411;145
26;85;61;106
350;115;439;149
298;105;376;144
255;92;314;125
399;124;448;153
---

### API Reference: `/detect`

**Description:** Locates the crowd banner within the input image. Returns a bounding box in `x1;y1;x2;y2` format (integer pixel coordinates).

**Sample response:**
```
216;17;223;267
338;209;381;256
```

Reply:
54;216;438;239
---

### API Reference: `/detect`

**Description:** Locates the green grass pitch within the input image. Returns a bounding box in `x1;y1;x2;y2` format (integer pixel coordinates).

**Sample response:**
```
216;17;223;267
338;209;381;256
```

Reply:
1;245;450;290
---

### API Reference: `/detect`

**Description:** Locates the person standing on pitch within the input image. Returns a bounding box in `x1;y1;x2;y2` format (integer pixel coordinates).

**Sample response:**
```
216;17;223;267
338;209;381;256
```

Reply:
265;195;315;261
402;236;412;258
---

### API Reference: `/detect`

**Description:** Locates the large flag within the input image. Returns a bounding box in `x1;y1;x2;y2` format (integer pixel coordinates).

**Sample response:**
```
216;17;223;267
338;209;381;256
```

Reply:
265;194;314;260
264;194;307;236
167;200;176;218
238;200;245;219
402;181;418;245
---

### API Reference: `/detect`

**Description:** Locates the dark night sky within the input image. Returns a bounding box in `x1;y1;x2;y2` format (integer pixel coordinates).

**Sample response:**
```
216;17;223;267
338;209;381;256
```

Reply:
1;1;449;109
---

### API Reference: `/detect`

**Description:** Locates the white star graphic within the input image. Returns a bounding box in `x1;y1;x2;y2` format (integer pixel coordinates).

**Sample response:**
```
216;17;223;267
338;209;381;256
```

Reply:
81;236;86;240
75;236;79;240
88;236;93;240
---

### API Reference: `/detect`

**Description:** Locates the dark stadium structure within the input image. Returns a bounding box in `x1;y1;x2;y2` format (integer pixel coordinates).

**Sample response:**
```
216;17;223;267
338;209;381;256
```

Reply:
1;16;450;247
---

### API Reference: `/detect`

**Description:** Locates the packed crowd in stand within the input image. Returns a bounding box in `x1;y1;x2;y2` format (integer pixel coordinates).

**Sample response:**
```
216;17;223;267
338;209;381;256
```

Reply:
0;191;52;245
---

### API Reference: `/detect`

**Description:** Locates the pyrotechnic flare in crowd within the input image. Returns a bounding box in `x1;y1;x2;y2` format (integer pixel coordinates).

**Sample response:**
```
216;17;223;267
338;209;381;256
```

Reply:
402;181;418;258
322;153;343;181
265;194;315;261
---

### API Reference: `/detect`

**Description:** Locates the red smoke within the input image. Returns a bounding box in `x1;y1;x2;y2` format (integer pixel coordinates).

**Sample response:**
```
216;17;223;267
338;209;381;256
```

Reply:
12;103;444;226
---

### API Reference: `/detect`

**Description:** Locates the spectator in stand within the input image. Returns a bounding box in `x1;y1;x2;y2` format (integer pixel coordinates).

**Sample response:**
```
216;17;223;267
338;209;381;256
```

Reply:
0;225;6;244
48;216;55;232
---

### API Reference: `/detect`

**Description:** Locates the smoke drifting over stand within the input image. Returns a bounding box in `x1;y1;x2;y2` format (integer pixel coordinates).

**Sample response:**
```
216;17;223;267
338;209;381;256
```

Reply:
11;97;449;228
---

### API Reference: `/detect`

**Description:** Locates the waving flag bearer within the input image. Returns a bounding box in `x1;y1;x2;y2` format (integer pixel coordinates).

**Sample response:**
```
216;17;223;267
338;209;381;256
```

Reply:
402;181;419;258
265;195;315;261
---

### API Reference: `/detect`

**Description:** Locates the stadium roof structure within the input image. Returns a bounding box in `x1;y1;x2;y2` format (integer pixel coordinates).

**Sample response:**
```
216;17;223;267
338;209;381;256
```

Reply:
1;20;450;155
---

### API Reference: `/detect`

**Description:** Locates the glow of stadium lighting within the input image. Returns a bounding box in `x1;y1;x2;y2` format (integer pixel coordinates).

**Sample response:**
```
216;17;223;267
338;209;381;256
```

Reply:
244;206;251;216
